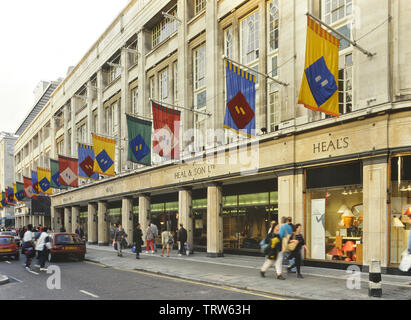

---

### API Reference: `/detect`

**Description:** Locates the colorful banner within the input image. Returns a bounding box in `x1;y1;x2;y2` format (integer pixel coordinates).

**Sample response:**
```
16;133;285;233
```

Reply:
58;155;79;187
31;170;40;195
1;192;8;207
50;159;67;189
37;167;52;195
298;16;340;117
15;182;25;202
6;187;15;206
152;102;180;159
78;143;99;180
23;176;35;199
126;114;152;166
92;134;116;176
224;61;256;137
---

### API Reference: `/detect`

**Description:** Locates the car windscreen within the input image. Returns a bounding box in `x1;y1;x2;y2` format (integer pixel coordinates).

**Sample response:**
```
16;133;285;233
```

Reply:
0;238;14;244
0;232;16;237
54;234;83;245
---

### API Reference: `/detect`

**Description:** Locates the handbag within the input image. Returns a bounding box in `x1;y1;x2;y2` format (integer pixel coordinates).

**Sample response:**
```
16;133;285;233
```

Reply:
282;234;291;252
113;242;118;251
131;245;136;253
399;250;411;272
167;233;174;245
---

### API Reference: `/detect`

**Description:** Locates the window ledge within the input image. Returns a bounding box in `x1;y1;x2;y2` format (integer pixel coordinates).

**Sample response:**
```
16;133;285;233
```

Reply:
188;10;205;25
148;31;177;55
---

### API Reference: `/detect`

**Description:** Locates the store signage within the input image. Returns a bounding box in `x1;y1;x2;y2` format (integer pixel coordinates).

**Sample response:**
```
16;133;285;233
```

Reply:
174;164;216;180
313;137;349;154
311;198;326;260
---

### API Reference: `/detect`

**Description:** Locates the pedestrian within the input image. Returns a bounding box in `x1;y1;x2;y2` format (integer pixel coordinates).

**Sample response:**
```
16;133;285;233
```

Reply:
267;220;277;234
177;224;187;257
161;228;173;257
134;223;143;259
36;227;52;271
38;224;43;233
75;224;84;239
113;224;128;257
286;217;297;272
287;224;310;278
22;224;35;271
260;223;285;280
278;216;293;275
145;224;155;254
150;221;159;253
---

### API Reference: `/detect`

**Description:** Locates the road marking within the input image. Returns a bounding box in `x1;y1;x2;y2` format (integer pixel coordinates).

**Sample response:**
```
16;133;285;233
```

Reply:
5;261;11;264
80;290;99;298
7;276;23;283
112;266;288;300
28;270;39;275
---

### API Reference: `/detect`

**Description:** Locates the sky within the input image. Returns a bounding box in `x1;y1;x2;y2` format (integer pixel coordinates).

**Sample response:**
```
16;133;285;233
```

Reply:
0;0;130;134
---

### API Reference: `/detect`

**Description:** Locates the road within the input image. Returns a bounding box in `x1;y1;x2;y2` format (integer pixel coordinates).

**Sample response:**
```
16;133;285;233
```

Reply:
0;256;289;300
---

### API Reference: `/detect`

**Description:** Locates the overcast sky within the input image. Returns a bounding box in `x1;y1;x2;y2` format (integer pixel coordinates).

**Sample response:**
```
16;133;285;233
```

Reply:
0;0;130;134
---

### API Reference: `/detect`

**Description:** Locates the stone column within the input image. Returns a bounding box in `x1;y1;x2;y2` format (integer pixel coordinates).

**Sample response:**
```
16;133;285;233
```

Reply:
33;215;39;228
87;203;98;244
86;80;93;145
64;207;72;233
71;206;80;233
119;48;130;173
178;188;193;251
122;197;134;246
207;183;223;257
64;102;70;156
363;157;388;268
97;69;104;134
97;201;109;246
138;194;150;244
277;169;304;226
71;98;78;157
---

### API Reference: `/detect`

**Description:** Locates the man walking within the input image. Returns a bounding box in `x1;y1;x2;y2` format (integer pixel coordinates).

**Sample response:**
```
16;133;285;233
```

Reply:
150;221;159;253
177;224;187;257
36;227;51;271
22;224;35;271
113;224;127;257
75;224;84;239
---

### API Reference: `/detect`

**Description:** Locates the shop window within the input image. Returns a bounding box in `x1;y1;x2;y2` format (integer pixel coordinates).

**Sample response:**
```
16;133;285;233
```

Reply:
108;208;121;242
193;198;207;247
306;163;363;264
390;156;411;265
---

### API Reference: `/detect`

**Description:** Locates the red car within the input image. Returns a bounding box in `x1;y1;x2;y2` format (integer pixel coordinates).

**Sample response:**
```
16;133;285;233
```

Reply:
48;233;86;262
0;235;20;260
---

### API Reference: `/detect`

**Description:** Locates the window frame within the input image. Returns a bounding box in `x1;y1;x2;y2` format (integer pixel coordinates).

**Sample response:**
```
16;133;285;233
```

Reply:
240;10;260;65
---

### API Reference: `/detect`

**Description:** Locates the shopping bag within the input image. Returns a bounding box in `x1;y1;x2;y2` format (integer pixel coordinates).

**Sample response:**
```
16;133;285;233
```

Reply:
399;250;411;272
131;245;136;253
113;242;118;251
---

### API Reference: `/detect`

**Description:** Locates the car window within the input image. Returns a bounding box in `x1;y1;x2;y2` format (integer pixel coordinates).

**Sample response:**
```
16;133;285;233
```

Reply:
0;232;16;236
55;234;82;244
0;238;14;244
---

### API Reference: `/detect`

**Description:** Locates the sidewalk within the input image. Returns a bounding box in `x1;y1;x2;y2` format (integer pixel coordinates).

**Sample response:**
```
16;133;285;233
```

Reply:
85;245;411;300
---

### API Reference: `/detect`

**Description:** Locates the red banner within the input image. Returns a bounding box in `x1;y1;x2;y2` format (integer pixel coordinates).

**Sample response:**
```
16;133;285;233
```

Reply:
151;102;181;159
23;176;36;199
58;155;79;187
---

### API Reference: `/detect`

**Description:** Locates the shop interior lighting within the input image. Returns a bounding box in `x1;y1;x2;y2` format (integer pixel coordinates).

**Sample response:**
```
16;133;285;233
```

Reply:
337;204;349;214
400;184;410;192
348;188;353;195
342;188;348;196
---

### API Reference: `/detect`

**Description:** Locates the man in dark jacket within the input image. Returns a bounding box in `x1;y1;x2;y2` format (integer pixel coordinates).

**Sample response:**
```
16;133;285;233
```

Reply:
176;224;187;257
113;224;127;257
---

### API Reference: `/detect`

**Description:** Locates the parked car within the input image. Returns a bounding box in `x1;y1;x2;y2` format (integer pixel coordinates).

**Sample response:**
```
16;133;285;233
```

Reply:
48;233;86;262
0;235;19;260
0;231;21;247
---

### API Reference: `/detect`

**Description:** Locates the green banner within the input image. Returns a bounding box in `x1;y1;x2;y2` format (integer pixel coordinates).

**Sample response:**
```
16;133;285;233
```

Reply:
50;159;68;189
126;114;152;166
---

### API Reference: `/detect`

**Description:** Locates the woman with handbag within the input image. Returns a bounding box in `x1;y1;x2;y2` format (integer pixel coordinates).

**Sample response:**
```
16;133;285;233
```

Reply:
161;228;173;257
134;224;143;259
287;224;310;279
260;224;285;280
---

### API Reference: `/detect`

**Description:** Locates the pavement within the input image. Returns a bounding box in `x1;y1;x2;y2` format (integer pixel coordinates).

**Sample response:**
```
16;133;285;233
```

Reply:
85;245;411;300
0;274;9;285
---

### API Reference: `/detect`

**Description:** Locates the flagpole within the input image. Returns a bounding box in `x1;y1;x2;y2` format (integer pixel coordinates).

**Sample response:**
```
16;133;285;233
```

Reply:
306;12;375;57
149;98;212;117
223;55;289;87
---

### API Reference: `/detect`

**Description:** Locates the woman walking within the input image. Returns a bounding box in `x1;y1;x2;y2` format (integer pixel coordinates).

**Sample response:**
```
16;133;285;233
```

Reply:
260;224;285;280
134;224;143;259
287;223;310;278
145;224;155;254
161;228;173;257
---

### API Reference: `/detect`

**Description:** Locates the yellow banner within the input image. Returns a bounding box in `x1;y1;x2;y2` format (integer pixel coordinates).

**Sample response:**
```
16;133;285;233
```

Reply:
37;167;52;195
92;134;116;177
298;16;340;117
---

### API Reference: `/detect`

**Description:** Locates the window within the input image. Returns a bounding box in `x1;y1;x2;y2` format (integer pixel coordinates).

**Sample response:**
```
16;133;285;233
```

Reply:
152;8;178;48
109;63;121;83
92;113;98;132
194;0;206;16
241;11;260;65
173;61;178;102
131;87;140;115
159;68;168;101
269;90;280;132
268;0;279;52
271;55;278;77
338;53;353;115
224;27;233;59
57;139;64;155
323;0;353;25
194;45;206;90
105;103;117;136
149;77;155;99
77;123;87;144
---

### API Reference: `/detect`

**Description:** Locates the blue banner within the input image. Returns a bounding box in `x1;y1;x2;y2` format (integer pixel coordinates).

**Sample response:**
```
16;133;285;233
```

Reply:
78;143;99;180
224;61;256;137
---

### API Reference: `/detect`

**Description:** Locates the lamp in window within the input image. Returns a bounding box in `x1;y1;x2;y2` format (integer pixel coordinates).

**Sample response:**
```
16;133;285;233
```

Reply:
404;207;411;216
342;209;354;227
341;188;348;196
399;184;409;192
337;204;349;214
328;246;343;260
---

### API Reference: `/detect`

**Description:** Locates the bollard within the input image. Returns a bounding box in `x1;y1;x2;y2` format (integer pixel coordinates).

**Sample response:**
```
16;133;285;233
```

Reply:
368;259;382;297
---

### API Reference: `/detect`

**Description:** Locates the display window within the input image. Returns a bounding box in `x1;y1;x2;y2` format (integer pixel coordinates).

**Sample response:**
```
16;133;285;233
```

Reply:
305;162;363;264
150;201;178;234
193;198;207;247
389;155;411;265
108;208;121;241
80;210;88;239
222;180;278;252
